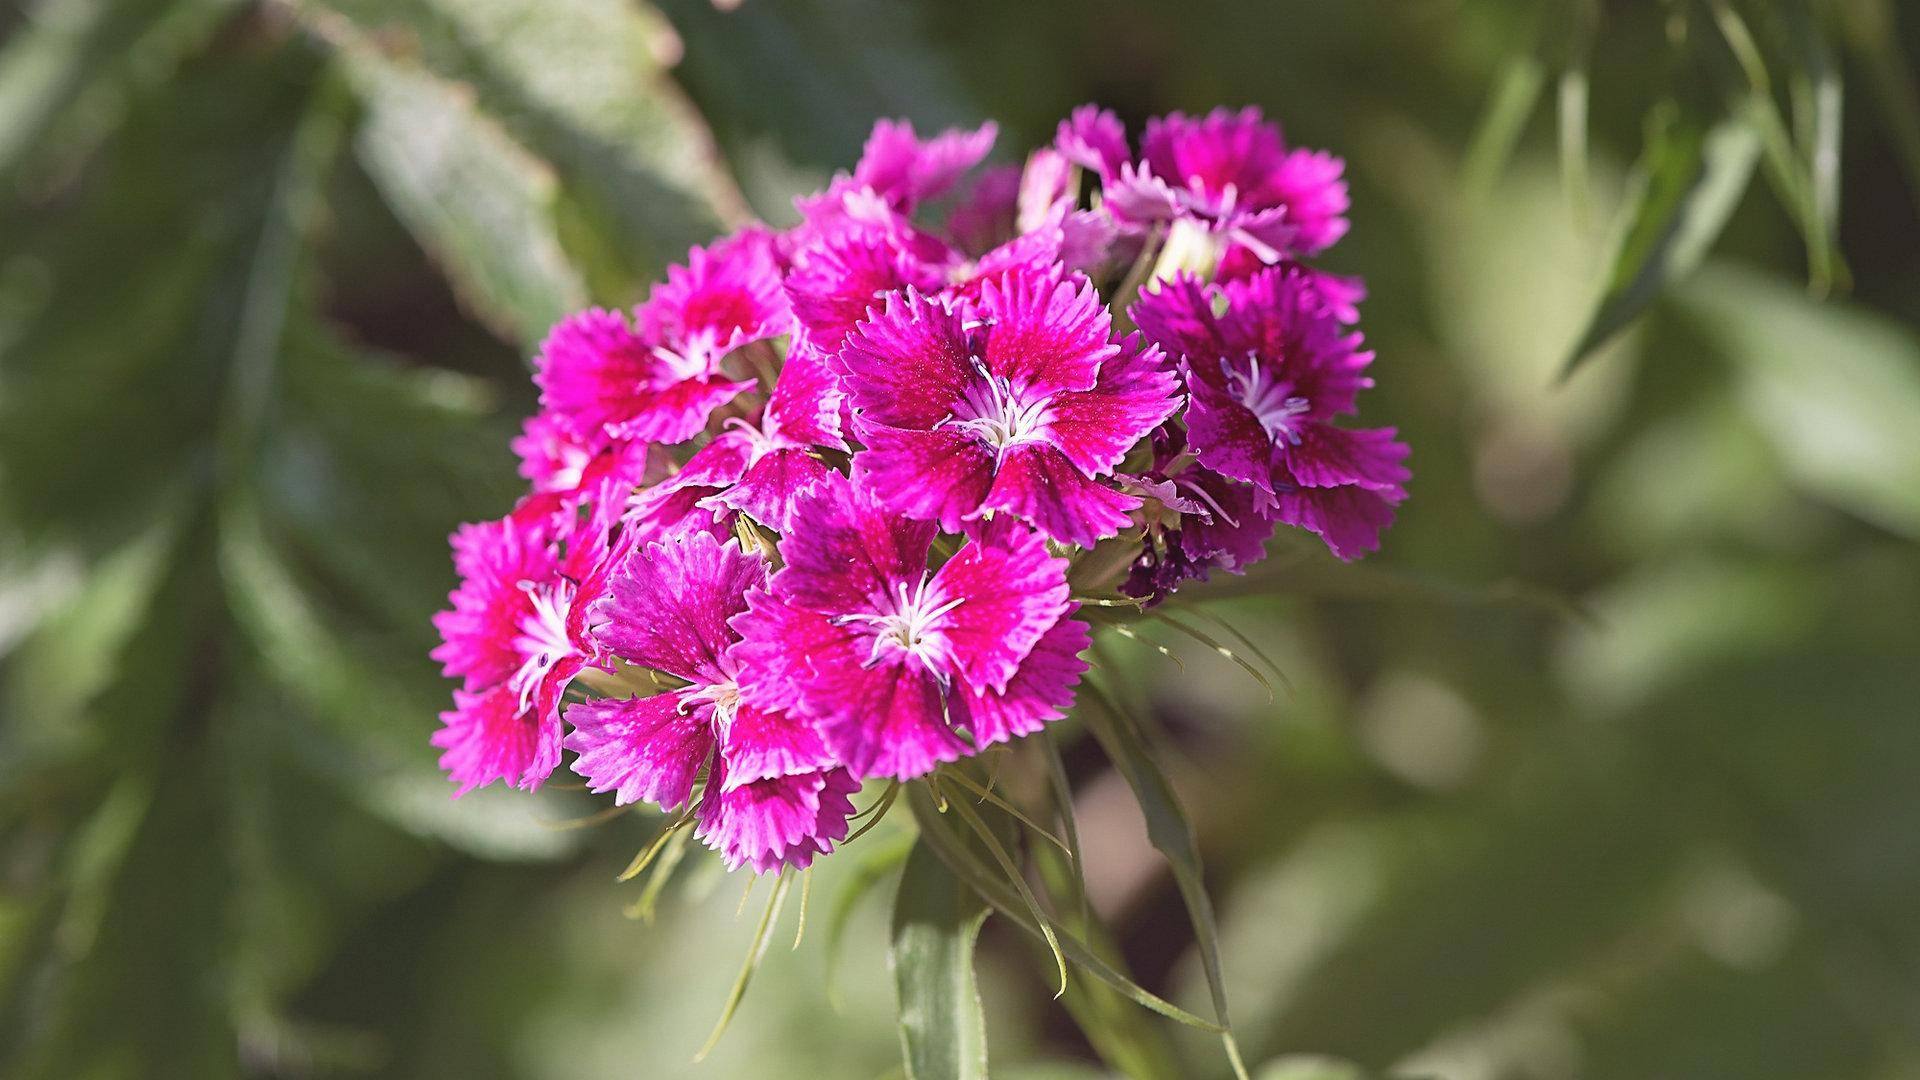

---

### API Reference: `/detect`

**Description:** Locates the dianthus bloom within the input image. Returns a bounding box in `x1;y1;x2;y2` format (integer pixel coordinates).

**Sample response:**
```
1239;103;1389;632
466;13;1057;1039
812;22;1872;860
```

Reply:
431;104;1405;874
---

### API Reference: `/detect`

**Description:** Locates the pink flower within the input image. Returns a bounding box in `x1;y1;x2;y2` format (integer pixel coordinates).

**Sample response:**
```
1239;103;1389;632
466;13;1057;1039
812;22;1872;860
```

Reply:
535;230;788;446
733;476;1084;780
566;531;853;873
430;493;617;794
1133;268;1408;559
837;269;1180;547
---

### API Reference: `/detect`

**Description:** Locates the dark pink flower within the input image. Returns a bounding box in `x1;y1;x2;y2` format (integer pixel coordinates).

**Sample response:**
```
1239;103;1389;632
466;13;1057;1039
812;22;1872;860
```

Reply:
566;531;851;872
1121;430;1280;603
733;476;1081;780
1097;106;1349;265
838;269;1180;547
1133;268;1408;559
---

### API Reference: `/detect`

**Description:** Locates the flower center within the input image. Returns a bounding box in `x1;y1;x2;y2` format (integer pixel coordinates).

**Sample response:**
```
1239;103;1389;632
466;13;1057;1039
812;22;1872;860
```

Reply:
681;679;745;733
509;579;577;713
651;327;728;382
1223;353;1310;445
947;358;1052;453
833;575;964;677
722;415;782;466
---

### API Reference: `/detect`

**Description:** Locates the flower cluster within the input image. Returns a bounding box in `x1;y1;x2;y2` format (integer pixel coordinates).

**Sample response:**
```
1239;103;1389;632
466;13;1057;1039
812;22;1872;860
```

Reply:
431;106;1406;873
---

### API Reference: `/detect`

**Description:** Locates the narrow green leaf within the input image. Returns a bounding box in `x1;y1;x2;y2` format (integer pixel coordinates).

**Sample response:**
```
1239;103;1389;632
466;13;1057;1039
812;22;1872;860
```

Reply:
891;840;991;1080
941;784;1068;996
904;785;1225;1034
939;767;1070;857
695;870;793;1062
1151;612;1277;702
1561;107;1762;376
1078;678;1249;1080
1038;732;1090;928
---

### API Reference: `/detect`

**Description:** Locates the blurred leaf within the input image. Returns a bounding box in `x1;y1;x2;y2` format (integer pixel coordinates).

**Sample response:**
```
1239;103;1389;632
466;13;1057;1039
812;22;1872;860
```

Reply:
298;0;744;287
1562;108;1761;376
339;43;587;347
1462;52;1546;195
1840;0;1920;219
1680;263;1920;538
0;0;240;178
829;828;916;1007
891;840;992;1080
1078;677;1250;1079
1255;1055;1368;1080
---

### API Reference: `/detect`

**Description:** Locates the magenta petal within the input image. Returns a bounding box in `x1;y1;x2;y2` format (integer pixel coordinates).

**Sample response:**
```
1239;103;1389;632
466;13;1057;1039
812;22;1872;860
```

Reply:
980;442;1141;548
1056;104;1130;181
1046;332;1181;476
961;613;1090;748
837;289;973;428
718;702;836;790
929;521;1069;694
594;532;766;683
765;349;846;449
1269;148;1350;255
1284;425;1410;493
607;374;755;445
1177;470;1279;573
978;270;1115;397
1129;273;1221;367
534;308;751;447
1275;484;1402;561
670;429;756;491
852;424;997;533
1185;378;1277;493
713;448;835;533
695;761;824;873
775;473;937;616
780;768;862;869
853;119;997;209
809;654;970;781
563;691;714;809
433;685;563;795
732;588;825;714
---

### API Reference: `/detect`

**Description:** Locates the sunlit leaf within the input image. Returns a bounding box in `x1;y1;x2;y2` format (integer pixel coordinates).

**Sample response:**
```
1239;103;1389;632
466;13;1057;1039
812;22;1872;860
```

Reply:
338;43;587;347
1680;262;1920;538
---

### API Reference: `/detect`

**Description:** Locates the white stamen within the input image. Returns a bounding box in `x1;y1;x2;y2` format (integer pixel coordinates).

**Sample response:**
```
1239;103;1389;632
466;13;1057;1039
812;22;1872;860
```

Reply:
508;579;577;713
1223;352;1310;445
944;356;1052;454
680;679;745;733
832;575;964;675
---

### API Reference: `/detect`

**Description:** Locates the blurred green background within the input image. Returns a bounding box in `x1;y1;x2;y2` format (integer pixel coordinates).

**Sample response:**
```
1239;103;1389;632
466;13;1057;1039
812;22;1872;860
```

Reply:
4;1;1920;1077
